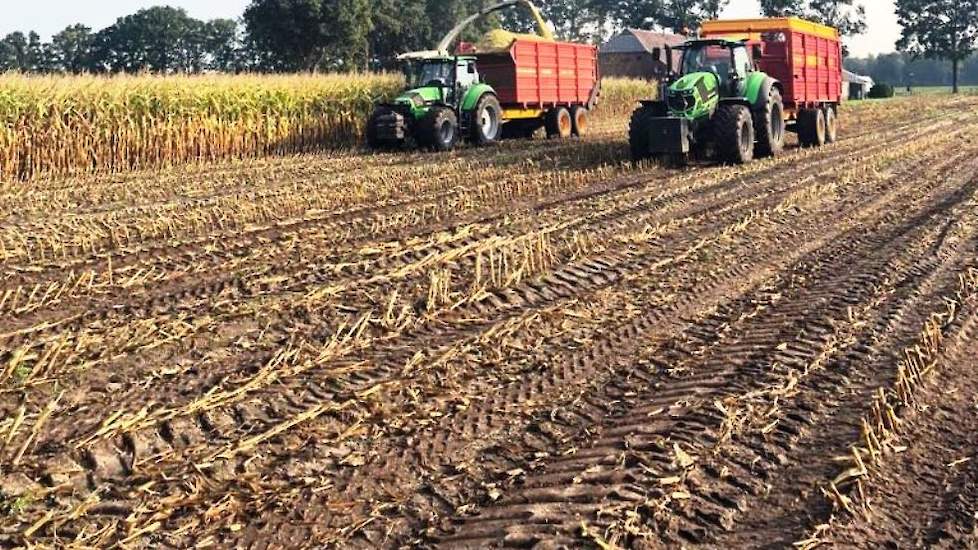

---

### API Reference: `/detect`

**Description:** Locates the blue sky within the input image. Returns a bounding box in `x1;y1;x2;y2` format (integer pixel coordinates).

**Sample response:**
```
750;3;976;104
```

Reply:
0;0;901;58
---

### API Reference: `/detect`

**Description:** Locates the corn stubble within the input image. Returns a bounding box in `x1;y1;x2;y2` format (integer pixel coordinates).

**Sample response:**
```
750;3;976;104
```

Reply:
1;94;977;548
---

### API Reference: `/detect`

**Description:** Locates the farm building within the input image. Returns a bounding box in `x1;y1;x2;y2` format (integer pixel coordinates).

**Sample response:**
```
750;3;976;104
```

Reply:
599;29;685;79
844;69;874;100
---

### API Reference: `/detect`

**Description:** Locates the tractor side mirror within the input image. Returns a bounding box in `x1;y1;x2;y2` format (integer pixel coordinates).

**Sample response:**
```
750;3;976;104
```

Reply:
752;44;763;60
653;47;662;62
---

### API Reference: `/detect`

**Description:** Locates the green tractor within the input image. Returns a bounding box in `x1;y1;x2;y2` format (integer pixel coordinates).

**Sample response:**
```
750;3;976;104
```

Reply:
630;38;786;165
367;53;502;151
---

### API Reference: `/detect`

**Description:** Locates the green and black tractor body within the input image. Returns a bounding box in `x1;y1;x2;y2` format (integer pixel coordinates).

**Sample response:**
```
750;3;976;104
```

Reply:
630;39;786;165
368;55;503;151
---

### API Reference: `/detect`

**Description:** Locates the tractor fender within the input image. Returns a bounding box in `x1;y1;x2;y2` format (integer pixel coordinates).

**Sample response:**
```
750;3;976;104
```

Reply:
461;84;497;112
746;74;782;110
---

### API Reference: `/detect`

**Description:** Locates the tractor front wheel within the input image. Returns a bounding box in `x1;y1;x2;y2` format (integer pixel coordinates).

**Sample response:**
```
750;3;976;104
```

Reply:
754;88;785;158
546;107;573;139
470;94;502;146
417;107;459;152
715;104;755;165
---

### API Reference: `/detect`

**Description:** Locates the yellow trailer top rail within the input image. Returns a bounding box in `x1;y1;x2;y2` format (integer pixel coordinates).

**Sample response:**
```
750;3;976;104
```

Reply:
701;17;840;41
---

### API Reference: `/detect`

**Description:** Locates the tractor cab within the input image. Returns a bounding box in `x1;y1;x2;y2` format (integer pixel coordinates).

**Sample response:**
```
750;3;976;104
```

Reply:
392;55;482;115
404;56;481;104
677;40;753;97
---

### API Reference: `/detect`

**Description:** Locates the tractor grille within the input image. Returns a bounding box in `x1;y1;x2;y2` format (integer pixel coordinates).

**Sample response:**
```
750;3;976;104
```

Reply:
668;91;695;112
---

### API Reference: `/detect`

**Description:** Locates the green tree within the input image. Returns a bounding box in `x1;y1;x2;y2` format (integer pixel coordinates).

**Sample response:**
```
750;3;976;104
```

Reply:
244;0;372;72
0;32;30;71
896;0;978;93
203;19;242;72
90;6;203;72
49;24;95;73
370;0;431;68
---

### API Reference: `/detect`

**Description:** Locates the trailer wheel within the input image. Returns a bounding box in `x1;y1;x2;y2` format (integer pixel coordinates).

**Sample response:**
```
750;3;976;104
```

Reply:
754;88;785;158
715;104;755;165
545;107;573;139
798;108;826;147
824;106;838;143
571;106;589;137
417;107;458;152
470;94;502;146
629;105;658;161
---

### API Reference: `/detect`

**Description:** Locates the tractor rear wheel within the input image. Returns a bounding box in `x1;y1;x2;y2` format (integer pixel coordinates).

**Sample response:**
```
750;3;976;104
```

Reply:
571;106;589;137
629;105;659;161
715;104;755;165
824;106;838;143
470;94;502;146
754;88;785;158
545;107;573;139
798;108;826;147
417;107;459;152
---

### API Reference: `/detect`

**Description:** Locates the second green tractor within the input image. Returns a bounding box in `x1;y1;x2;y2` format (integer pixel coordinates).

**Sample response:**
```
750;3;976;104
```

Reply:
630;38;786;165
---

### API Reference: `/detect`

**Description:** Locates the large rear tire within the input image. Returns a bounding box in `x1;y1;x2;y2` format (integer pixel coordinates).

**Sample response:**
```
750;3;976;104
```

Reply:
715;104;755;165
798;108;826;147
545;107;573;139
417;107;458;152
754;88;785;158
570;105;589;137
470;94;502;146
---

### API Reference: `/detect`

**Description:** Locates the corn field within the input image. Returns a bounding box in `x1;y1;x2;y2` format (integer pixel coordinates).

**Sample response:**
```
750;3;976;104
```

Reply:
0;74;654;181
1;93;978;549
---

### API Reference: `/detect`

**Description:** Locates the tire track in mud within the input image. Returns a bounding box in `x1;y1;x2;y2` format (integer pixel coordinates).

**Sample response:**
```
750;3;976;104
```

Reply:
0;102;950;324
3;101;978;548
18;114;963;466
429;153;978;546
694;192;978;549
1;108;957;412
156;117;976;548
791;266;978;550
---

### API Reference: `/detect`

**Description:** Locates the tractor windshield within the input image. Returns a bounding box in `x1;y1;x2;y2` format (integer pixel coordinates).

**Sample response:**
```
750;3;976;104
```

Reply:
681;44;733;85
411;61;454;88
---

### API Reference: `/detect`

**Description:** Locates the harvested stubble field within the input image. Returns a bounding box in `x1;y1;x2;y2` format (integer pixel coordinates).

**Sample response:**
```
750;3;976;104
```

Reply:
1;93;978;550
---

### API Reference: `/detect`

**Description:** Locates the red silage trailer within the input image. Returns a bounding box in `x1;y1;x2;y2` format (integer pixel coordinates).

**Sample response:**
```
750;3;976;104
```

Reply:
701;17;842;116
465;39;601;138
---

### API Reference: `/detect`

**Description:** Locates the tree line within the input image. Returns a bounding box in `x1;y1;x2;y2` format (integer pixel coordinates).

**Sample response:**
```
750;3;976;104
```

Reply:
1;0;976;92
1;0;872;74
846;52;978;89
